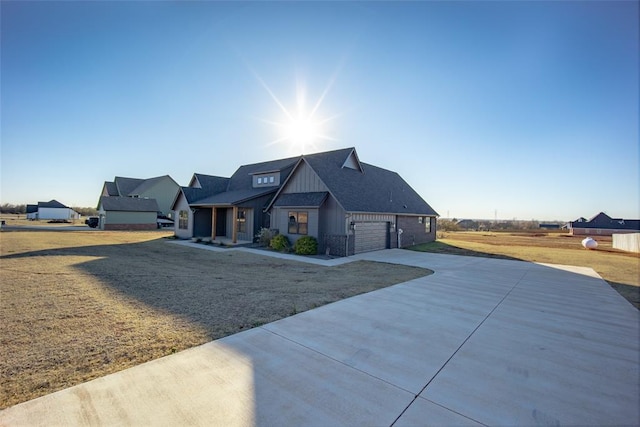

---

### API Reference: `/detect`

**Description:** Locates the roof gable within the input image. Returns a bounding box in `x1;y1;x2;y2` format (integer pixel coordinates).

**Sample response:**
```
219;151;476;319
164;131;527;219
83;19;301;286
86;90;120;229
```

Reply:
266;147;437;216
341;148;363;172
304;149;438;215
114;177;145;197
129;175;178;196
227;157;298;192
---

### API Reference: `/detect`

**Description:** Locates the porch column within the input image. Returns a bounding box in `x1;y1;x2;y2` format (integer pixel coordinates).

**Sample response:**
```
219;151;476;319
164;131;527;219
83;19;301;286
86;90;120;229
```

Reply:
211;207;216;240
232;206;238;244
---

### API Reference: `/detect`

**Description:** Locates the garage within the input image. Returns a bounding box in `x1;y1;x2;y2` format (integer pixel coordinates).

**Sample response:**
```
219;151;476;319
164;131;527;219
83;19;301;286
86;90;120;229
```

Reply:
354;222;389;253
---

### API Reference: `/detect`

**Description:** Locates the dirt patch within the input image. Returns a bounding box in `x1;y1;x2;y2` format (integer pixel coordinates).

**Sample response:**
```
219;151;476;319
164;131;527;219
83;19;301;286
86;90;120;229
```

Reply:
0;230;431;408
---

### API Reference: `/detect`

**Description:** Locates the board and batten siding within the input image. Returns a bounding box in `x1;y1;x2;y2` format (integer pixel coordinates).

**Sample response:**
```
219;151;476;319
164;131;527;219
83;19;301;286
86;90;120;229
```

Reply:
319;194;346;236
282;161;329;194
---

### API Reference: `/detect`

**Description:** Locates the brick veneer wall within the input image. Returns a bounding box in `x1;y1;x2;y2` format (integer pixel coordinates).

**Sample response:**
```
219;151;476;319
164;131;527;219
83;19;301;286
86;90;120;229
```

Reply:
397;216;436;248
321;234;355;257
104;223;157;231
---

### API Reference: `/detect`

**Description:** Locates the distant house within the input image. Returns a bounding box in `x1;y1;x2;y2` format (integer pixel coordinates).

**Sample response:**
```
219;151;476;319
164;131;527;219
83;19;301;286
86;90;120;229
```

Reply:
173;147;438;256
98;175;180;230
25;200;80;221
568;212;640;236
97;197;160;230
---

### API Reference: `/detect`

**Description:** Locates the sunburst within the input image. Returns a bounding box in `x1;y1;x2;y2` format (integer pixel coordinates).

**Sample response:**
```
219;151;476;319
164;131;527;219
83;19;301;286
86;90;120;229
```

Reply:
255;73;339;153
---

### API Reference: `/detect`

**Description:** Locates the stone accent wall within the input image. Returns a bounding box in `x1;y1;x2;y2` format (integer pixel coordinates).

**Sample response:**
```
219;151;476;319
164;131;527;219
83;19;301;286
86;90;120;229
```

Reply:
104;223;157;231
321;234;355;257
397;216;436;248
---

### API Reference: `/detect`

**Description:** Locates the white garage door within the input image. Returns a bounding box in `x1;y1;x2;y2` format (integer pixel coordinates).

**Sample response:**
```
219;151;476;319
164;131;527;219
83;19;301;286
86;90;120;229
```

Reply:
354;222;388;253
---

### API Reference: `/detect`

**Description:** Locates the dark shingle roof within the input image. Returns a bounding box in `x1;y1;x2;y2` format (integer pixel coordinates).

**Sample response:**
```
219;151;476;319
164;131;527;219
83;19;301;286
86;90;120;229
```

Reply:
193;174;230;193
192;188;276;206
273;192;329;208
26;204;38;213
38;199;68;209
302;148;438;216
104;181;119;196
99;196;159;212
571;212;640;231
129;175;176;195
114;177;145;197
227;157;298;191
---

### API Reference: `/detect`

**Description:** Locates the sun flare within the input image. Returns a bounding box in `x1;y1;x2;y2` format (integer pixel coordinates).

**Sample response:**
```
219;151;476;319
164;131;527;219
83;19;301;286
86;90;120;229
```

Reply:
254;73;338;153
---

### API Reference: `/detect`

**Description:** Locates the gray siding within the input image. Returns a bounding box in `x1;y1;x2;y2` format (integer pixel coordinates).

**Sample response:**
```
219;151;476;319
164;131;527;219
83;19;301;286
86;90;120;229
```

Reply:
397;215;436;247
282;161;328;193
272;207;319;245
319;195;345;236
104;211;157;225
173;192;193;239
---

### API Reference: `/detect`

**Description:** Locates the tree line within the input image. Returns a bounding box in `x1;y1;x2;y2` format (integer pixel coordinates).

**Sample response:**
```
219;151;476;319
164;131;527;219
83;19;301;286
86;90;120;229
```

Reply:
0;203;97;216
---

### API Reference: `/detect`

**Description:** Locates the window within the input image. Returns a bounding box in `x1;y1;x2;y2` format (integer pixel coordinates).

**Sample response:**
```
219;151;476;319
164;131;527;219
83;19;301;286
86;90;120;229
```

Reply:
288;211;308;235
425;217;431;233
179;210;188;229
257;177;263;184
269;176;275;183
237;208;247;233
418;217;423;224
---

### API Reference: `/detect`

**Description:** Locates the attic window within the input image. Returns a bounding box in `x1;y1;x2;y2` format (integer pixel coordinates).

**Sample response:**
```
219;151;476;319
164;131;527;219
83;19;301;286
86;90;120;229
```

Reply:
269;176;274;183
258;177;263;184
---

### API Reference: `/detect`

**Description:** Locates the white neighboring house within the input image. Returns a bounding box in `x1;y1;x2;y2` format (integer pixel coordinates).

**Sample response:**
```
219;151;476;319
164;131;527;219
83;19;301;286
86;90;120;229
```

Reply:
26;200;80;220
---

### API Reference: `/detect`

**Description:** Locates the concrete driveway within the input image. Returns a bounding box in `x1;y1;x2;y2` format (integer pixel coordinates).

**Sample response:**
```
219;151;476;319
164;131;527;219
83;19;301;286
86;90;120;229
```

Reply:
1;250;638;426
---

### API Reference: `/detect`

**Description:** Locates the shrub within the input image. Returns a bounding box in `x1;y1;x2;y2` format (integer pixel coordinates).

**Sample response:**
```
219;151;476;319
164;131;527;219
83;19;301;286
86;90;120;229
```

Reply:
294;236;318;255
270;234;290;252
255;227;273;247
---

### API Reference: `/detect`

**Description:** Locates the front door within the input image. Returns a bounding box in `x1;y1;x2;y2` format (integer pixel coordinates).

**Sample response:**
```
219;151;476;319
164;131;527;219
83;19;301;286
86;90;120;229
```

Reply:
216;208;227;237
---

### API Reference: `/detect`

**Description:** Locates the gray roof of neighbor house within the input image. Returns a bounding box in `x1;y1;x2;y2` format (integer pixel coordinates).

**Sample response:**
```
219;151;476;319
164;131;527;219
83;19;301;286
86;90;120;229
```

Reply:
104;181;119;196
273;192;329;208
114;177;145;197
26;204;38;213
300;148;438;216
38;200;68;209
99;196;159;212
570;212;640;231
128;175;177;195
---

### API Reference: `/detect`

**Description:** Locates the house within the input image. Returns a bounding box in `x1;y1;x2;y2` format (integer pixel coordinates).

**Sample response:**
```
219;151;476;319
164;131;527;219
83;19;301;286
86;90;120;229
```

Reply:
25;200;80;221
568;212;640;236
98;175;180;230
97;197;160;230
173;147;439;256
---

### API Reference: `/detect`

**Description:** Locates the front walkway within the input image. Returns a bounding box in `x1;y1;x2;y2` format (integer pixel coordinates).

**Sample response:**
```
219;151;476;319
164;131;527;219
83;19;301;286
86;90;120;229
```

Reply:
1;250;638;426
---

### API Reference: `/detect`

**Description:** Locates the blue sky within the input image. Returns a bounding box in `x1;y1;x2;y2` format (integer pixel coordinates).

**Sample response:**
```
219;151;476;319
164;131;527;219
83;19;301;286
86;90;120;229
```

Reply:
1;1;638;221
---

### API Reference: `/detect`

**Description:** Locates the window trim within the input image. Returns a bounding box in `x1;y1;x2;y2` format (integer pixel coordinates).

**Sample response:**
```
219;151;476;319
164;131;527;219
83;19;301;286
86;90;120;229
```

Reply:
237;208;247;233
178;210;189;230
288;211;308;235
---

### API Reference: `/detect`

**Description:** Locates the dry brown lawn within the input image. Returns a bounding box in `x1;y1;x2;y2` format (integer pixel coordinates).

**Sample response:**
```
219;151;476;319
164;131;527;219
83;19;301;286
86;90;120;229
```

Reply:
0;229;431;409
411;231;640;308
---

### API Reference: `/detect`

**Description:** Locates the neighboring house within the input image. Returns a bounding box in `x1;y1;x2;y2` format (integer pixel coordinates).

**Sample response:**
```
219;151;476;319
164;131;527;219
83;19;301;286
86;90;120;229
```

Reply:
25;200;80;221
98;175;180;230
174;147;439;256
97;196;159;230
568;212;640;236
